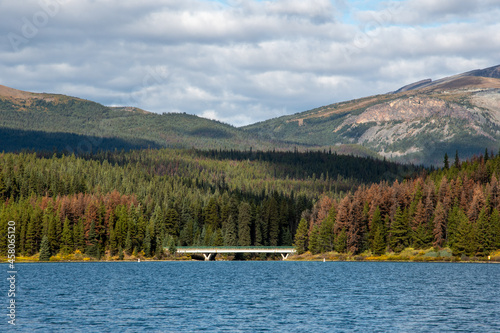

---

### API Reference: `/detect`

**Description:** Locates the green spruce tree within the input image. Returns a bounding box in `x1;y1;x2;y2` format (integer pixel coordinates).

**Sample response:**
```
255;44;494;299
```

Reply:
293;218;309;255
39;235;51;261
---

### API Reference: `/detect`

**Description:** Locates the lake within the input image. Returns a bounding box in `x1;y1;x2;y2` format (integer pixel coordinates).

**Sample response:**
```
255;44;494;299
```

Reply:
2;261;499;332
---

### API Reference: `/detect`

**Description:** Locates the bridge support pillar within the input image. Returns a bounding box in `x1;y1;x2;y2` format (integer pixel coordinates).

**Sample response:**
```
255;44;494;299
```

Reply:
281;253;289;260
203;253;214;261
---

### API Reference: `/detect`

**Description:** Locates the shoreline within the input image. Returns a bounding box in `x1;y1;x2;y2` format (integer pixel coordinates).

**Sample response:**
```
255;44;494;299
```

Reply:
2;257;499;264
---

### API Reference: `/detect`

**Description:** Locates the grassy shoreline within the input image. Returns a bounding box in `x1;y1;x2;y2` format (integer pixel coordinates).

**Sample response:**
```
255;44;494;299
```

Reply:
2;248;500;263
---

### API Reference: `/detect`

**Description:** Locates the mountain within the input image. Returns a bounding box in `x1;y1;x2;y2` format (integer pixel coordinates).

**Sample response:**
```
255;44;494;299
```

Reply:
0;84;297;153
244;65;500;165
0;84;380;157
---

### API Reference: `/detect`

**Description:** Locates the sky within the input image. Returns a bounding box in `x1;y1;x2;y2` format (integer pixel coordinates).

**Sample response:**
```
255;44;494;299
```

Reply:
0;0;499;127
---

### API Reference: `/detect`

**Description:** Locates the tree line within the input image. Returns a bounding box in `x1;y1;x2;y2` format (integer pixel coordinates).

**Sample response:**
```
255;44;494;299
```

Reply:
3;148;414;259
295;150;500;257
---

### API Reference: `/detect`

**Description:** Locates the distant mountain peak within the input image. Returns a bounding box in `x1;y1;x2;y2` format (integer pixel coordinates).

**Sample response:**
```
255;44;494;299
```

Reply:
393;64;500;93
245;64;500;165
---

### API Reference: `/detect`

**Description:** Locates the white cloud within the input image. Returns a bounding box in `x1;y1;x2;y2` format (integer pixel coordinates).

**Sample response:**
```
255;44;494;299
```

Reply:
0;0;498;126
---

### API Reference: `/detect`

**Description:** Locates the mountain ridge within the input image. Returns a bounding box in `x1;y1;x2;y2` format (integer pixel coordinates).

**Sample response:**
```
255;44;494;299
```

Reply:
0;83;377;157
1;64;499;164
244;64;500;165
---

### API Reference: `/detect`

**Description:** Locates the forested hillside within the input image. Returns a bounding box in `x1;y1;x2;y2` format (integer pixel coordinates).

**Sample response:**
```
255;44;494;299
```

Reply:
297;150;500;259
0;149;418;259
0;85;294;152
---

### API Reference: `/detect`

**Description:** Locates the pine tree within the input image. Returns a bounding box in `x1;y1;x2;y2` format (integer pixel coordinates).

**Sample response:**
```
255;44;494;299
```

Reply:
319;206;336;252
165;208;179;236
237;202;252;246
491;209;500;250
334;228;347;253
475;207;493;256
452;213;475;256
370;207;386;254
443;153;449;169
254;207;264;246
204;198;220;229
267;198;280;247
25;215;37;255
168;237;177;256
143;225;152;257
39;235;51;261
372;224;386;255
293;218;309;255
47;213;60;254
281;227;293;246
389;207;410;252
125;230;133;255
73;218;85;252
454;150;460;169
108;224;118;256
308;224;321;254
60;217;73;254
432;202;447;248
223;213;238;246
86;220;99;258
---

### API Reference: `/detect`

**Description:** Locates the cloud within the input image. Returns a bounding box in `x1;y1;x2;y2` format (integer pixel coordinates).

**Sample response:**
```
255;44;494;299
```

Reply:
0;0;498;126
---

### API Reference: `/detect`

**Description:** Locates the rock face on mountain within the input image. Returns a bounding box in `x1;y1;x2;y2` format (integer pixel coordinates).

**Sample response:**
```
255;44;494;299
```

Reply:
244;65;500;165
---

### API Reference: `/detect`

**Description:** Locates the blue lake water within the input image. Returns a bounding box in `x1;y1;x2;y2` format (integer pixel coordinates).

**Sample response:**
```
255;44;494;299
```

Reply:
2;261;499;332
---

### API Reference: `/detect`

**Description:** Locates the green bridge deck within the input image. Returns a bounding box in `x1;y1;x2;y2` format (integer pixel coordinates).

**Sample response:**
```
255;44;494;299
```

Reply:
174;246;296;260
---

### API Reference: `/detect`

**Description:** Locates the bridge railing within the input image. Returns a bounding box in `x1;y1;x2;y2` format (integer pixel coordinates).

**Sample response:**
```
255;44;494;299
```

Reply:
176;246;296;250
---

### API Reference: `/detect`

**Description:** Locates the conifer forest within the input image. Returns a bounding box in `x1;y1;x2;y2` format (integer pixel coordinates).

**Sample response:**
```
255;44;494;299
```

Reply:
0;148;499;260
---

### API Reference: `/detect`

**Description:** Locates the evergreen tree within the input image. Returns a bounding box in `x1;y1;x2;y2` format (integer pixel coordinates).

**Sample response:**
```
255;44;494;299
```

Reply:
168;237;177;256
60;217;73;254
165;208;179;236
155;236;164;259
25;214;38;256
432;202;447;248
334;228;347;253
443;153;449;169
267;198;280;246
223;213;238;246
47;213;60;254
308;224;321;254
293;218;309;255
204;198;220;229
452;213;475;256
281;227;293;246
454;150;460;169
372;224;386;255
238;202;252;246
491;209;500;250
108;224;118;256
143;225;152;257
73;218;85;252
86;220;99;258
39;235;51;261
125;230;133;255
389;207;410;252
475;207;493;256
254;207;264;246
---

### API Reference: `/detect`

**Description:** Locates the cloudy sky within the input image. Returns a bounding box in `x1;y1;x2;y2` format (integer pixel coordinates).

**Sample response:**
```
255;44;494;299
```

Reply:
1;0;499;126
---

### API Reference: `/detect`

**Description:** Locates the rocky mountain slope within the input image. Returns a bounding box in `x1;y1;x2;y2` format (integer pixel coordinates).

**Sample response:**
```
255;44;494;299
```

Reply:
244;65;500;165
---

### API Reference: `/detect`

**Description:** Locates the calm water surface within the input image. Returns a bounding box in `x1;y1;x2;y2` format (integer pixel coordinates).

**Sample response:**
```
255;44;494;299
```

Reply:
2;261;499;332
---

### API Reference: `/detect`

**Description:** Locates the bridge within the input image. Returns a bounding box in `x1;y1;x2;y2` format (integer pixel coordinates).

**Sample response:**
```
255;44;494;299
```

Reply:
175;246;296;261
